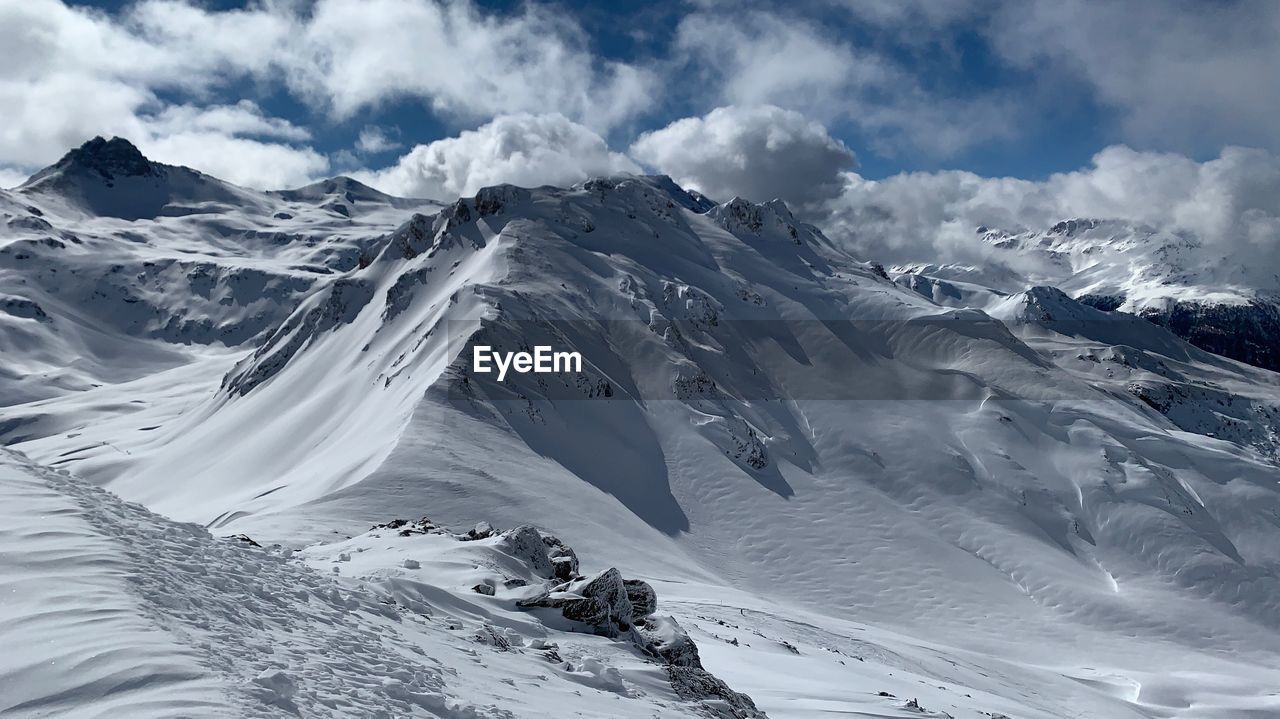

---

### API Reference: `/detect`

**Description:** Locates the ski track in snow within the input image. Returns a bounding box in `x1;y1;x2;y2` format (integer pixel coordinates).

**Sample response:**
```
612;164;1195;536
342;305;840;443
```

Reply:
0;449;497;718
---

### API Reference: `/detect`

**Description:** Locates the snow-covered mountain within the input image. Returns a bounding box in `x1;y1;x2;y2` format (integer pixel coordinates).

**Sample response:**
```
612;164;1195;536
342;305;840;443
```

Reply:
6;138;1280;718
0;138;438;405
894;219;1280;371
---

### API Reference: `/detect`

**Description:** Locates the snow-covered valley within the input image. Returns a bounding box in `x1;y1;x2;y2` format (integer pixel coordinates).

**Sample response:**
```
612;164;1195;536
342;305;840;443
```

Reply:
5;138;1280;718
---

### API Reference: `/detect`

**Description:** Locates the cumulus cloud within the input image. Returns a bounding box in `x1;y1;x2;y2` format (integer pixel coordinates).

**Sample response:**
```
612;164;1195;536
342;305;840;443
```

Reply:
670;9;1018;158
114;0;653;131
276;0;654;130
989;0;1280;155
0;0;652;187
354;114;640;199
143;132;328;190
144;102;312;143
631;105;856;207
355;127;402;155
5;0;1280;214
0;1;293;158
823;145;1280;287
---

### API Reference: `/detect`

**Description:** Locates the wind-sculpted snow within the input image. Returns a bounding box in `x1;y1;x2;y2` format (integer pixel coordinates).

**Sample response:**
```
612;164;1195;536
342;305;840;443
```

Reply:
9;144;1280;717
222;277;376;395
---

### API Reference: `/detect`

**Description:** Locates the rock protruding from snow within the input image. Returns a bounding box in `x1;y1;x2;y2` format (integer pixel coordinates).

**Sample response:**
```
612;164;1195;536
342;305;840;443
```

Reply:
466;521;495;540
370;517;447;536
498;524;579;581
1139;298;1280;373
521;568;638;632
711;197;799;239
492;523;763;716
623;578;657;618
637;616;768;719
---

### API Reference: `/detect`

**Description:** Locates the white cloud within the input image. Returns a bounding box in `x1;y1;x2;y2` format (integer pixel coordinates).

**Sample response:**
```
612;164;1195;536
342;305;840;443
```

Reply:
823;144;1280;287
0;166;29;189
671;9;1017;158
834;0;985;29
4;0;1279;202
141;132;328;190
989;0;1280;154
0;0;653;188
354;113;640;200
355;127;402;155
281;0;654;130
631;105;856;207
144;102;312;143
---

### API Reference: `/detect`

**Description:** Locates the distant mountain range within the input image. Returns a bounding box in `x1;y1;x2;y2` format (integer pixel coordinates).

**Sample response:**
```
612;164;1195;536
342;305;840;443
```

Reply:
893;217;1280;371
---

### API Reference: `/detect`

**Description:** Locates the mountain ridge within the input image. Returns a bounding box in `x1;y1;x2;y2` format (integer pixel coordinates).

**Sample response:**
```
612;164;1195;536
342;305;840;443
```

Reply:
6;138;1280;718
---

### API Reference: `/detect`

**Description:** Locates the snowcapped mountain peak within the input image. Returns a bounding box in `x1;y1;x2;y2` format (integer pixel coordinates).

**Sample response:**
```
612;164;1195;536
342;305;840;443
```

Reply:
573;173;717;215
269;175;408;207
15;135;256;221
707;195;825;248
1046;217;1104;237
1002;285;1087;323
23;135;158;187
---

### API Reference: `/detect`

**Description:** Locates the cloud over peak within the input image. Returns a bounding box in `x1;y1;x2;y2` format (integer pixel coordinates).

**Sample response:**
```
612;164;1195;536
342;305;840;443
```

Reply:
354;113;640;199
631;105;856;208
823;143;1280;287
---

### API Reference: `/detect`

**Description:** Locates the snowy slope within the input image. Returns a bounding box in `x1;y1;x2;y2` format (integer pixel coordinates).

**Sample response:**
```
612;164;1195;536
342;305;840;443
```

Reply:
7;142;1280;717
0;447;775;719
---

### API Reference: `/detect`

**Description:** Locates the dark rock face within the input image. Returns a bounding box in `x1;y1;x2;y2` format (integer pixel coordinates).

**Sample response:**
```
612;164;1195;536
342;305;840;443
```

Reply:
525;568;637;630
623;579;657;618
518;568;643;633
1076;293;1125;312
1138;299;1280;372
637;616;768;719
542;534;580;581
1048;218;1101;237
0;296;48;321
1077;293;1280;372
57;137;157;182
369;517;444;537
497;524;579;581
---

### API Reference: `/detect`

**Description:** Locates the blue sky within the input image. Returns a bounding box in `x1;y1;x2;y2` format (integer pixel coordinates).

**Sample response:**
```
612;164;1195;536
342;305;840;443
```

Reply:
3;0;1279;202
57;0;1118;180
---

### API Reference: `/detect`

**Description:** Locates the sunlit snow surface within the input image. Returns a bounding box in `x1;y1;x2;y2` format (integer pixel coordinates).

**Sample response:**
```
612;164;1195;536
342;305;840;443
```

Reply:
5;148;1280;718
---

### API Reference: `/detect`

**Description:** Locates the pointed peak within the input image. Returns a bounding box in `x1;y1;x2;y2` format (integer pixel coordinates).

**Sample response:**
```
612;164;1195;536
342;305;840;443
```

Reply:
271;175;398;204
55;136;156;180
